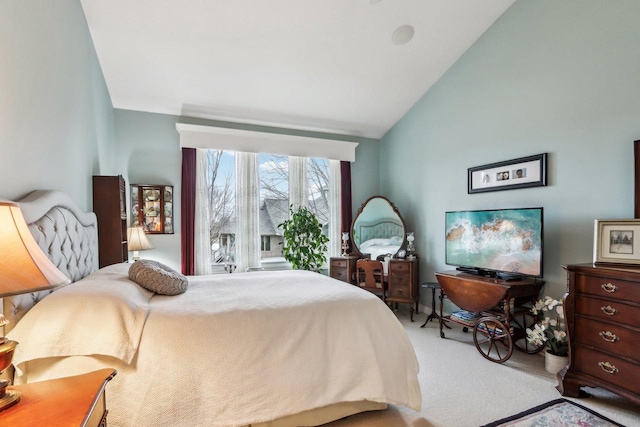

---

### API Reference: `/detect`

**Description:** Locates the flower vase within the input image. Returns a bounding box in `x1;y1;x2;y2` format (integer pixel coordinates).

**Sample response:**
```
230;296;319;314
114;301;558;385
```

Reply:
545;350;568;374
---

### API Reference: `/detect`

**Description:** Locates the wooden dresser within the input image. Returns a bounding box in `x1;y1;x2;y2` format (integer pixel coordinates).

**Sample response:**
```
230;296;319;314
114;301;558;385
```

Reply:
93;175;128;268
558;263;640;405
329;255;359;284
387;258;419;321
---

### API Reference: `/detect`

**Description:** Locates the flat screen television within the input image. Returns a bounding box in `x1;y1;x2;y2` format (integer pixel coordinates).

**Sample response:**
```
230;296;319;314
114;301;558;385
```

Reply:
445;207;543;279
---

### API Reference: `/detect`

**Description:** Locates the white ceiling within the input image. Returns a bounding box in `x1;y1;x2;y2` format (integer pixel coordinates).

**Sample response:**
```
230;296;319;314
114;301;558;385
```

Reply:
81;0;514;139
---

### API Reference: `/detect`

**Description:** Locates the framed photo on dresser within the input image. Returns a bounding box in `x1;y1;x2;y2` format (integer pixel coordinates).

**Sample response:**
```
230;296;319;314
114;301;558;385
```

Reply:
594;219;640;265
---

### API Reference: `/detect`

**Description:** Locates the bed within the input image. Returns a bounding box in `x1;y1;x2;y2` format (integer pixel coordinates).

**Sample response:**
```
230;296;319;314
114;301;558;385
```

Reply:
359;236;404;261
2;190;421;427
354;218;404;260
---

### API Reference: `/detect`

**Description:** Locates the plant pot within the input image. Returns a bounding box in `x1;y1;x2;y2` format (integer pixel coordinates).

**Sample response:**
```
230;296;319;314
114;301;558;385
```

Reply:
545;350;568;374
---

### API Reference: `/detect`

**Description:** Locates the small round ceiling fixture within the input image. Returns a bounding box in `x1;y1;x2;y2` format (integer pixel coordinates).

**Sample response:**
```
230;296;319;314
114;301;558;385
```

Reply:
392;25;415;45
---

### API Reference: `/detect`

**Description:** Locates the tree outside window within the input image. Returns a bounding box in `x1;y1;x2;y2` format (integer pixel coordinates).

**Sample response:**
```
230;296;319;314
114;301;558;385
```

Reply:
202;150;331;270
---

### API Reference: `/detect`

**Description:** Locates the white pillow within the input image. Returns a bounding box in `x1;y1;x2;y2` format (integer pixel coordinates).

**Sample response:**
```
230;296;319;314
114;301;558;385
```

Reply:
360;238;391;249
389;235;403;245
129;259;189;295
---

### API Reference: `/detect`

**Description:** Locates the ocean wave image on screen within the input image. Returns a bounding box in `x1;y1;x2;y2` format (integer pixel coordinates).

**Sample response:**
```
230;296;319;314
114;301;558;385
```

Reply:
446;209;542;276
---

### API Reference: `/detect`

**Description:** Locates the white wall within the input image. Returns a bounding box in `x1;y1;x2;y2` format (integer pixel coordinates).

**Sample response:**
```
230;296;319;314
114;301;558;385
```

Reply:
381;0;640;305
0;0;114;209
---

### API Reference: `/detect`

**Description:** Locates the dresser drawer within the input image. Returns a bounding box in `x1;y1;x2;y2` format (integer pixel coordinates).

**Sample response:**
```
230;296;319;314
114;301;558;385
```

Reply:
575;296;639;326
576;274;640;305
389;284;411;299
331;269;349;283
390;263;411;284
574;345;640;396
390;261;411;273
331;259;348;268
574;316;640;361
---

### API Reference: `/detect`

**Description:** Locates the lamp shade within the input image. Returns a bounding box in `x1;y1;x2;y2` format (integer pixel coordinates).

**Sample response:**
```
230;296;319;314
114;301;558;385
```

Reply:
0;201;70;297
127;226;154;252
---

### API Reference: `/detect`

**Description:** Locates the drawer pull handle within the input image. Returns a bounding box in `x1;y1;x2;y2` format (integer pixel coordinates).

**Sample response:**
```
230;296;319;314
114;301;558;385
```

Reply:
599;331;619;343
601;283;618;293
598;361;619;374
601;305;618;316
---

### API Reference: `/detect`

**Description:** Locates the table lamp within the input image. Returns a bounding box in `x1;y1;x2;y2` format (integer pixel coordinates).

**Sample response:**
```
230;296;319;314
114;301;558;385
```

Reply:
406;232;416;260
127;226;154;261
0;201;71;411
341;232;350;257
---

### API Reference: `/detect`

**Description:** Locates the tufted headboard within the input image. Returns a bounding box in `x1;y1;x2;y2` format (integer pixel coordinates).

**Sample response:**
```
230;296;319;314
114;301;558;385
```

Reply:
356;218;404;245
1;190;98;335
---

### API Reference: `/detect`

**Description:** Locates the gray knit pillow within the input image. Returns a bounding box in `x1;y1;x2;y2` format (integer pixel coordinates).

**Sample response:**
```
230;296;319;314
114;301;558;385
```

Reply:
128;260;188;295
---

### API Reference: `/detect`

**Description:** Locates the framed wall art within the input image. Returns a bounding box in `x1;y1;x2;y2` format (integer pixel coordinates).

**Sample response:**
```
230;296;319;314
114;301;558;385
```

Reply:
468;153;547;194
593;219;640;265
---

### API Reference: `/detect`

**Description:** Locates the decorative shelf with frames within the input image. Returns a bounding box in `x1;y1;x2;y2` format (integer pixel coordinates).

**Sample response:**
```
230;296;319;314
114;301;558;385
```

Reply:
130;184;174;234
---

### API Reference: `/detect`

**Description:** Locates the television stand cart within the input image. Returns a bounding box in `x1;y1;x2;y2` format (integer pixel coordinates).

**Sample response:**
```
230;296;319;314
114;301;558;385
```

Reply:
436;270;545;363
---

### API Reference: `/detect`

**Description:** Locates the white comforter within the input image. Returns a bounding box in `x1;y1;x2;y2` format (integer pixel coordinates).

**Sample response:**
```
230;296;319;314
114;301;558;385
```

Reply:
9;264;421;427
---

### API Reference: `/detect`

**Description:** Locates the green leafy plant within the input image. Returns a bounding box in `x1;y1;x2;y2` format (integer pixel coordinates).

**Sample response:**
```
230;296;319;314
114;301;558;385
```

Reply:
278;205;329;272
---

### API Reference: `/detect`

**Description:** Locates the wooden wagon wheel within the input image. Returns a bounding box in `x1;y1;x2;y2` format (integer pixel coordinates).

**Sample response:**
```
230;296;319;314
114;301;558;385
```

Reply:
511;309;545;354
473;317;513;363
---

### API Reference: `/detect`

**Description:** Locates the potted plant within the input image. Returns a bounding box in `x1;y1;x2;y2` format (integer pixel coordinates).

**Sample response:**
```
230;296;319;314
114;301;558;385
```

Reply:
278;205;329;273
526;296;569;373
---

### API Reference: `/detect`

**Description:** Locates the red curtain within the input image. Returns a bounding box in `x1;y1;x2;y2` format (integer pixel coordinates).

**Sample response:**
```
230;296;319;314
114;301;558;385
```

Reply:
340;161;353;252
181;148;196;275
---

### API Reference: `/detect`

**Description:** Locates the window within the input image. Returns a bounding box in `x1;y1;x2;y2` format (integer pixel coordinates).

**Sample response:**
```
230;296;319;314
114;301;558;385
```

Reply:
197;150;338;272
202;150;236;269
259;154;289;262
307;157;330;236
261;236;271;252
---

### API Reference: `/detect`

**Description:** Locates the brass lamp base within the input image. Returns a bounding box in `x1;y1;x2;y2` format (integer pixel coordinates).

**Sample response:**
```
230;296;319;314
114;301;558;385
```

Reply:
0;338;19;411
0;385;20;412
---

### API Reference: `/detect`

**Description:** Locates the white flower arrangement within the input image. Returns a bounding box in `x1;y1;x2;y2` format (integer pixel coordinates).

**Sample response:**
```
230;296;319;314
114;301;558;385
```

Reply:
526;296;568;357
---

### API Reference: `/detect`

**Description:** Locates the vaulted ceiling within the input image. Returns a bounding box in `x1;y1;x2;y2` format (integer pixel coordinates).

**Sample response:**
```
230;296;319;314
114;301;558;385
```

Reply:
81;0;514;139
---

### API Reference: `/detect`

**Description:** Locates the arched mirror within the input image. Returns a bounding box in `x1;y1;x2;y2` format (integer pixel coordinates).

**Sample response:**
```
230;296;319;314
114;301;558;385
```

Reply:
351;196;406;259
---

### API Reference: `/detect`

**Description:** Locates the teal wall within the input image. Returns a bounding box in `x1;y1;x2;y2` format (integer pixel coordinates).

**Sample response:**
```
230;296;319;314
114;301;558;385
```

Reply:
0;0;114;209
351;139;380;211
381;0;640;304
113;109;380;269
113;110;183;268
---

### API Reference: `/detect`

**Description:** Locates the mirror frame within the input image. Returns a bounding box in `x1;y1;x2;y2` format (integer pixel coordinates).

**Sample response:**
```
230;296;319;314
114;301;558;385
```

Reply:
350;195;407;259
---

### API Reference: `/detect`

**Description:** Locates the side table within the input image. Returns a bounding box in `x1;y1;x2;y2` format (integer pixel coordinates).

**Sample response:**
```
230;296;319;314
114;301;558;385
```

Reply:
1;368;116;426
420;282;450;329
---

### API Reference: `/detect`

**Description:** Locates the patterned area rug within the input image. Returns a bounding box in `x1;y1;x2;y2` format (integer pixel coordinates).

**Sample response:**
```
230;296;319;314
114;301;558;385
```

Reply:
481;398;625;427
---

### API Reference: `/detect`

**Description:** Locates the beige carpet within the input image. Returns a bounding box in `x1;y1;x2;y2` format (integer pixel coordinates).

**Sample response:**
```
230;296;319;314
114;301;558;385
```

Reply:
325;307;640;427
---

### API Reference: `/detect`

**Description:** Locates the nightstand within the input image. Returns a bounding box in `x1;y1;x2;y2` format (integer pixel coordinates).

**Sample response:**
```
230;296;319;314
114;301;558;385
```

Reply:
1;368;116;426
